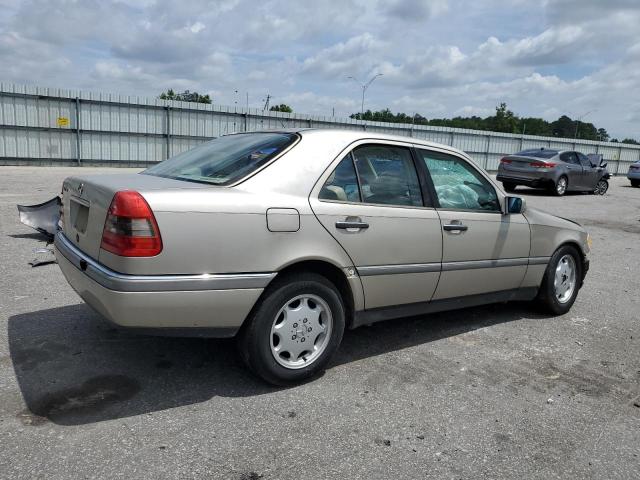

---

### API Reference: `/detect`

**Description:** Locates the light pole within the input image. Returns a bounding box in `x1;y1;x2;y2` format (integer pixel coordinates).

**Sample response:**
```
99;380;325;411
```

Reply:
574;109;595;139
348;73;383;119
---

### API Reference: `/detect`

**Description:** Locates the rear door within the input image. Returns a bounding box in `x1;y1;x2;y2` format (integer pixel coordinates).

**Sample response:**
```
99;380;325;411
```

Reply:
310;142;443;309
559;152;584;189
415;148;530;300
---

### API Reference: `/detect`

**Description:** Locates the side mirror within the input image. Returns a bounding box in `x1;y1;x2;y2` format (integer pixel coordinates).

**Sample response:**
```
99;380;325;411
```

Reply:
504;196;525;214
600;161;608;168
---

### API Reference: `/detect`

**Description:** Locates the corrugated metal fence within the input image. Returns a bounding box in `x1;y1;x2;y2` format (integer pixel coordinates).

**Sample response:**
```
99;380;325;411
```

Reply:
1;82;639;174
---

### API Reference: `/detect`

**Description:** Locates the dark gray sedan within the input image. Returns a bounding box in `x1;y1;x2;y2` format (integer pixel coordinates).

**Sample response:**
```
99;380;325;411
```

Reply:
497;149;610;196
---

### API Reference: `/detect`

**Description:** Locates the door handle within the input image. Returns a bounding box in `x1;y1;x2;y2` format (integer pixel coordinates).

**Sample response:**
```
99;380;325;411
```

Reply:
336;220;369;230
443;223;468;232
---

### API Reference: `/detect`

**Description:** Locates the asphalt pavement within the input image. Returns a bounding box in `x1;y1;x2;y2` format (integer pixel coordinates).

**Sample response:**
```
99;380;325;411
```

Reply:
0;167;638;479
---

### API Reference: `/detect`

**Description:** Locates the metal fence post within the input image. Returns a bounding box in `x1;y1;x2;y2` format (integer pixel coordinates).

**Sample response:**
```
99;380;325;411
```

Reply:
485;135;491;170
75;97;81;166
165;106;171;160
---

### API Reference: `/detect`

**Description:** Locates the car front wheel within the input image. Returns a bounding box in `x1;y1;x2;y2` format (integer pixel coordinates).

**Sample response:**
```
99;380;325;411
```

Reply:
237;272;345;386
535;245;583;315
594;179;608;195
631;180;639;188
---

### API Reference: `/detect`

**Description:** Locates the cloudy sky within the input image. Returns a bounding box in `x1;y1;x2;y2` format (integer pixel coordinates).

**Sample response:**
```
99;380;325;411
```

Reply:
1;0;639;138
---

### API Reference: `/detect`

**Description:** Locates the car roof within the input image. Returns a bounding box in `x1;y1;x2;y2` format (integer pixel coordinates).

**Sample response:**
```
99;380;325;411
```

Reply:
233;128;472;159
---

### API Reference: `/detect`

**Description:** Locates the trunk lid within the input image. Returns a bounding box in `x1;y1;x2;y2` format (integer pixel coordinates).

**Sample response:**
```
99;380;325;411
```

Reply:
61;173;209;260
501;155;554;172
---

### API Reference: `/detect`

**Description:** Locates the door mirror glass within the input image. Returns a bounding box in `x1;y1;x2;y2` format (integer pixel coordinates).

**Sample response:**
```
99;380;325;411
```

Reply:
505;196;525;214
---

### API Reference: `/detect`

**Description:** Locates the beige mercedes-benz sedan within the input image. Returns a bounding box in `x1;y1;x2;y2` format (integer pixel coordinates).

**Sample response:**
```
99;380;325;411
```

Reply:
55;129;590;385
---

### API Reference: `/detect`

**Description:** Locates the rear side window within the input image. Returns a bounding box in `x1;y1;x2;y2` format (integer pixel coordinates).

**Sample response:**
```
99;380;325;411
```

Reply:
319;154;361;202
352;145;423;207
419;149;500;212
143;133;297;185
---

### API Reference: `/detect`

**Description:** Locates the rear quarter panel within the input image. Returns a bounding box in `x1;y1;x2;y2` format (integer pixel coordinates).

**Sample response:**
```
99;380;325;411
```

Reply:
100;189;355;277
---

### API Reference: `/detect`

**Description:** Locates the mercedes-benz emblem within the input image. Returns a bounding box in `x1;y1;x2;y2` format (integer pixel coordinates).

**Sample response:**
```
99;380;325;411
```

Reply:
78;183;84;195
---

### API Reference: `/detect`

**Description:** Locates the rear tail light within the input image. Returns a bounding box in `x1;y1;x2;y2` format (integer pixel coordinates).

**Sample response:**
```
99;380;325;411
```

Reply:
500;157;512;164
100;191;162;257
530;161;557;168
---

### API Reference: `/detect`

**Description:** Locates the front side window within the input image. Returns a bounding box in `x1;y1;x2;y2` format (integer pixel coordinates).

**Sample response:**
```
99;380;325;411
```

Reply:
319;154;361;202
143;132;297;185
419;150;500;211
577;152;592;167
352;145;423;207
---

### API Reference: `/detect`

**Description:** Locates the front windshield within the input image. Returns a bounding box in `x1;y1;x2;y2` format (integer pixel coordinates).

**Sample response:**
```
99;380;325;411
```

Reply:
143;132;298;185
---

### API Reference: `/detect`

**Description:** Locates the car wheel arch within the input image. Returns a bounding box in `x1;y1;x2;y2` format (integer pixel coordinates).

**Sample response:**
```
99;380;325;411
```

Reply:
259;259;357;329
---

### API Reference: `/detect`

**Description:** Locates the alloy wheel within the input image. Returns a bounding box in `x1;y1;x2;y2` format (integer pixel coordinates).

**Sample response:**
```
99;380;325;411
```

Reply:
556;177;567;195
596;180;608;195
270;294;333;369
554;254;577;304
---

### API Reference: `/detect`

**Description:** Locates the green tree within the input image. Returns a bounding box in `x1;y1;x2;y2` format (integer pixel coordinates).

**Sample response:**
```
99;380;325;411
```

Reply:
347;105;617;143
269;104;293;113
597;128;609;142
159;89;211;104
489;103;519;133
621;138;640;144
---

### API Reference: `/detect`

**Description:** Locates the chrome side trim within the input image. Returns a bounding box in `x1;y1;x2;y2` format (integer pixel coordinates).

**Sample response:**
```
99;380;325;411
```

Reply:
528;256;551;265
442;258;530;271
357;263;441;276
54;232;275;292
358;257;549;277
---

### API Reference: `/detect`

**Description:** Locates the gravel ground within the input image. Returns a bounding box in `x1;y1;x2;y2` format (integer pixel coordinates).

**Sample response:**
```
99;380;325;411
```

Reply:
0;166;638;480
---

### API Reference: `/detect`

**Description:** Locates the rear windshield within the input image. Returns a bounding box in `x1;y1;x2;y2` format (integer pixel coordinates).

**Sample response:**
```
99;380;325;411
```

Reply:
514;149;558;159
143;132;298;185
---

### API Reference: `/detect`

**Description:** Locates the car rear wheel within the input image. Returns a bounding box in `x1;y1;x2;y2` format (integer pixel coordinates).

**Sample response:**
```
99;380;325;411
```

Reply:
631;180;640;188
237;272;345;386
535;245;582;315
502;182;517;193
552;176;568;196
595;179;608;195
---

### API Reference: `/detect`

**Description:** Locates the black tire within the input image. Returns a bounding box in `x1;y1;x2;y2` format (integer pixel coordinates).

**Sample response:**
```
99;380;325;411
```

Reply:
631;180;640;188
534;245;583;315
237;272;345;386
502;182;517;193
552;176;568;196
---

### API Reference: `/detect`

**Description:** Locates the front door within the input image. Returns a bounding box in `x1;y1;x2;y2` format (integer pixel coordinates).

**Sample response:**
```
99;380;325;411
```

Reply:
577;152;599;189
309;143;443;309
560;152;585;190
415;148;530;300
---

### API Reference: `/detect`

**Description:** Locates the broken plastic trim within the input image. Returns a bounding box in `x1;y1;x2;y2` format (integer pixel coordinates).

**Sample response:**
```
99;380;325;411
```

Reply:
17;196;62;240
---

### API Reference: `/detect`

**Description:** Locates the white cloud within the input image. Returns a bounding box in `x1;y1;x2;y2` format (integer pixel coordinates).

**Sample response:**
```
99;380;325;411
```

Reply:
0;0;639;138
